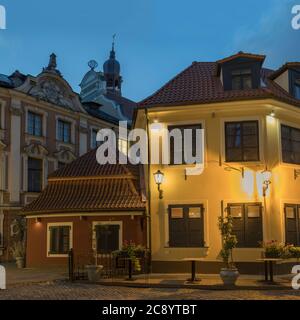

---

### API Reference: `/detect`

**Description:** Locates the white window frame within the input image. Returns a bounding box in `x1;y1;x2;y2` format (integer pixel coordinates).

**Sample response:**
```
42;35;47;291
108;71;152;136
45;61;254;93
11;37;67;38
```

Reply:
47;222;73;258
92;221;122;254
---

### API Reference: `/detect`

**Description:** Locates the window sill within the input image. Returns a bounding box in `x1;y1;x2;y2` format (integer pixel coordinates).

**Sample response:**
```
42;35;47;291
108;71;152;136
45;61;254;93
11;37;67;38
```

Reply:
47;253;69;258
165;246;209;249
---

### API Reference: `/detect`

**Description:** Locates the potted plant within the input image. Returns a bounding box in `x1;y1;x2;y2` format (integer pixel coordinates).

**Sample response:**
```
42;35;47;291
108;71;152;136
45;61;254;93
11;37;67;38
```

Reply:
113;241;147;274
10;241;25;268
261;240;286;258
218;214;239;286
288;246;300;262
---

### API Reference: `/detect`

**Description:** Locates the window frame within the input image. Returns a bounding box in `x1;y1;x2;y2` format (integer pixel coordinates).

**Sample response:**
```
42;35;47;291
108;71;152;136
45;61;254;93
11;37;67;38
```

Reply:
47;222;73;258
27;111;43;137
27;157;43;193
294;80;300;99
92;221;122;255
284;204;300;246
168;204;204;248
227;202;263;248
225;120;260;163
168;123;202;165
281;124;300;165
57;119;71;144
231;68;253;90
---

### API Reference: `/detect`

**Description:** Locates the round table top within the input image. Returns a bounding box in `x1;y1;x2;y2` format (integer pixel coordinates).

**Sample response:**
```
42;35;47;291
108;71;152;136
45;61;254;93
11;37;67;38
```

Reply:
180;258;206;262
256;258;283;262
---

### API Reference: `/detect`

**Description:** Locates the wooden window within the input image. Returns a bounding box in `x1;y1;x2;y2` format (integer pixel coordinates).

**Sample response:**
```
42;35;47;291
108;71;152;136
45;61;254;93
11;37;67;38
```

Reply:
95;224;120;254
28;111;42;136
168;124;202;165
227;203;263;248
281;124;300;165
58;120;71;143
231;68;252;90
284;204;300;246
27;157;43;192
49;226;71;255
169;204;204;248
225;121;259;162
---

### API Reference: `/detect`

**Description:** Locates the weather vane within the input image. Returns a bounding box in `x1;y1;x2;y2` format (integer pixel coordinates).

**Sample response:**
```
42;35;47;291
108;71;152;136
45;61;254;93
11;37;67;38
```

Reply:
112;34;116;50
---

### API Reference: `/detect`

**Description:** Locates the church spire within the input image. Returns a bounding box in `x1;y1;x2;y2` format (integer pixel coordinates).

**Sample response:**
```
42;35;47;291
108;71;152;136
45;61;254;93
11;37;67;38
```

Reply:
103;35;122;96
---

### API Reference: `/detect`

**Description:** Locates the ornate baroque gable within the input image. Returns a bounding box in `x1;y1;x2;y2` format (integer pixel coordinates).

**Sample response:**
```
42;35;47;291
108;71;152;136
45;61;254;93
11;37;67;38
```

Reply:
16;54;85;113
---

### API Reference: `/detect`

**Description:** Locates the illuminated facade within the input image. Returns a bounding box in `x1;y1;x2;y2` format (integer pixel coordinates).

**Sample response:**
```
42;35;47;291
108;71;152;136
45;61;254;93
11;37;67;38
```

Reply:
136;53;300;272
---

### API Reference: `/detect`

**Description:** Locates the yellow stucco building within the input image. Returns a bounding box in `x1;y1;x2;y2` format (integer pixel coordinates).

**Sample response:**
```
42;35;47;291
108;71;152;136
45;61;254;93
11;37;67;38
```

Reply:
135;52;300;273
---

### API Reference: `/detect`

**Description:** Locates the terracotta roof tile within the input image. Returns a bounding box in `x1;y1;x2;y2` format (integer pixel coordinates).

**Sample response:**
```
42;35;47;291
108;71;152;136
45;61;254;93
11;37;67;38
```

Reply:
23;178;145;214
138;59;300;109
49;149;140;179
23;149;146;214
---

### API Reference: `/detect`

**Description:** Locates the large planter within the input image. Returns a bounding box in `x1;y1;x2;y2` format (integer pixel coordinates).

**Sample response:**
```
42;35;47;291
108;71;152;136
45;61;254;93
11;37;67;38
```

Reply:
85;265;103;282
15;257;25;269
220;268;239;286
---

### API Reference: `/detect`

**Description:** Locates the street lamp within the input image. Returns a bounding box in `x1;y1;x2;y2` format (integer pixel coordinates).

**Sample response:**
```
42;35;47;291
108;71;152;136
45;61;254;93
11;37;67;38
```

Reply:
153;170;164;199
262;170;272;197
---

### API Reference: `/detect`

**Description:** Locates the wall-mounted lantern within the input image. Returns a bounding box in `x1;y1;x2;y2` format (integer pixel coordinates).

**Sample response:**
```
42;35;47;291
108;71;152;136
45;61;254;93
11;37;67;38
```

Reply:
153;170;164;199
262;170;272;197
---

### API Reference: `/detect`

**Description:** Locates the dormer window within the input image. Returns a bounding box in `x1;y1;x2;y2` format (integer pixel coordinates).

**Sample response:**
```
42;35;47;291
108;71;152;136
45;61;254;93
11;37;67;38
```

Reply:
231;68;252;90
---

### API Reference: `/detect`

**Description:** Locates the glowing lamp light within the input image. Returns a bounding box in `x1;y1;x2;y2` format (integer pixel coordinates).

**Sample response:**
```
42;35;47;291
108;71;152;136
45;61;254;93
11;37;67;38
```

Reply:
270;110;275;117
153;170;164;199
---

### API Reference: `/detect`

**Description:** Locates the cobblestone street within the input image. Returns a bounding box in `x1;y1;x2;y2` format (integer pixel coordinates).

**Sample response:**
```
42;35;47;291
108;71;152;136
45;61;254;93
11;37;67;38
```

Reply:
1;281;300;300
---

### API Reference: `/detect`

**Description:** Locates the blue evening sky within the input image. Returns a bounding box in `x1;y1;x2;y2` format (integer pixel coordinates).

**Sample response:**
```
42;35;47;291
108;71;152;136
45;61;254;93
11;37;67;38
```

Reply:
0;0;299;101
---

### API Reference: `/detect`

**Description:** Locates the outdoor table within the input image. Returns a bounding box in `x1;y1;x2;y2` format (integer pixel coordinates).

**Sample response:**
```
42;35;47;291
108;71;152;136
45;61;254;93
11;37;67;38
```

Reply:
181;258;205;282
256;258;283;283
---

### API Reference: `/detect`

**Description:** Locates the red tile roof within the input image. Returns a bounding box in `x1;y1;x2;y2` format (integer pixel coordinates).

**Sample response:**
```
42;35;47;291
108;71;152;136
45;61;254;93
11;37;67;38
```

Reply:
216;51;265;65
49;149;140;179
138;56;300;109
23;149;146;214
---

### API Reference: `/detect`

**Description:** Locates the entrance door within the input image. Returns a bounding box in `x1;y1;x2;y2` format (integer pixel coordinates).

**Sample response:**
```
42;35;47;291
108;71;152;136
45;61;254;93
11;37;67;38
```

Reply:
95;224;120;254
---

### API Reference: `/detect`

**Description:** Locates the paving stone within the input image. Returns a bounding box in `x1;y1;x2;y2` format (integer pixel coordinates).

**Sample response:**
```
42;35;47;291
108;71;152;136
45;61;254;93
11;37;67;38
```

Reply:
1;282;300;300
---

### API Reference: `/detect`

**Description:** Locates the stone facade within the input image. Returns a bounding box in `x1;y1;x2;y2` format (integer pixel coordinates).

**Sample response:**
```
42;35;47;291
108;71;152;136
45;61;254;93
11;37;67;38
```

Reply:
0;53;135;261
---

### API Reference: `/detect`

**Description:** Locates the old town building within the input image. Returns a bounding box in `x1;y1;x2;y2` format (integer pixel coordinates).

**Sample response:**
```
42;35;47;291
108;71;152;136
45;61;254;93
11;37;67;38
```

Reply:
24;51;300;274
0;47;136;261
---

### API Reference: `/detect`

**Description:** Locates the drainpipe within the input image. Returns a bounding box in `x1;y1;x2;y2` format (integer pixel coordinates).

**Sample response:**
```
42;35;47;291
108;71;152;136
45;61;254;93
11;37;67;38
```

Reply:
145;109;152;273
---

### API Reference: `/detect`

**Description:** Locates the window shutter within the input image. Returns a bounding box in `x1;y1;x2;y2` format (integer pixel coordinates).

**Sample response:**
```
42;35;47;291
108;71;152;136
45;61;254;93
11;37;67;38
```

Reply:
285;205;298;245
244;204;263;247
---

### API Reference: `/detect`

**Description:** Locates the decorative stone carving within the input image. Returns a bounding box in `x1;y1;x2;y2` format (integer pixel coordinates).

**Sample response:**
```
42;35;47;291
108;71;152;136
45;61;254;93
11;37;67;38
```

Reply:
30;79;73;109
53;148;76;163
24;143;49;157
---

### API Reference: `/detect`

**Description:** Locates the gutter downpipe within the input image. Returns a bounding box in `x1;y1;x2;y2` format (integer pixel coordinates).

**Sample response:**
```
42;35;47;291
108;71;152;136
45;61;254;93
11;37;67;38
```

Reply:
145;108;152;273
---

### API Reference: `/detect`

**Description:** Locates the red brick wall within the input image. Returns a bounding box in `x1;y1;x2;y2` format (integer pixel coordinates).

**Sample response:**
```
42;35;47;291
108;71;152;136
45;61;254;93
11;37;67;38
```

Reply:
26;215;147;267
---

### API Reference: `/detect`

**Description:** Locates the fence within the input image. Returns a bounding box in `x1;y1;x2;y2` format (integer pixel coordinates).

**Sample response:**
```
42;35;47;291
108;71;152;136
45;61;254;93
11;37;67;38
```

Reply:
68;249;150;281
